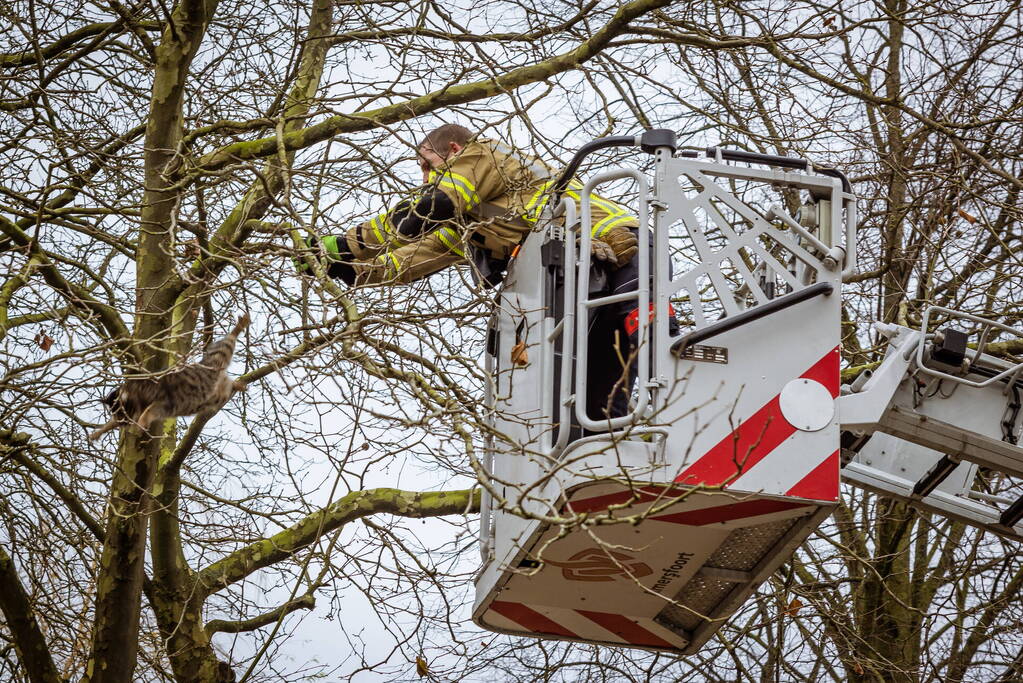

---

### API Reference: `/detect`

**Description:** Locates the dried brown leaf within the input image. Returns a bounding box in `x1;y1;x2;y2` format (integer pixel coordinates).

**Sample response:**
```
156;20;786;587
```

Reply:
510;340;529;366
34;333;53;352
415;655;429;678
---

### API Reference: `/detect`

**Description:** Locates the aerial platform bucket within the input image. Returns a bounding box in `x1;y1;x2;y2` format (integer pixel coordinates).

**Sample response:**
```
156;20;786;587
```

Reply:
474;131;856;653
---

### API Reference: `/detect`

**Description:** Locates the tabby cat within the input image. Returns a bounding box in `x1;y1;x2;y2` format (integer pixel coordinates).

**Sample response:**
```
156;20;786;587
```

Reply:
89;315;250;440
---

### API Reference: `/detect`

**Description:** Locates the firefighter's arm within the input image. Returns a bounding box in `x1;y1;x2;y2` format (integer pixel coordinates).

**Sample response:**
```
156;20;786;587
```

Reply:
292;207;407;278
427;143;507;217
352;189;458;255
351;224;467;285
296;189;459;278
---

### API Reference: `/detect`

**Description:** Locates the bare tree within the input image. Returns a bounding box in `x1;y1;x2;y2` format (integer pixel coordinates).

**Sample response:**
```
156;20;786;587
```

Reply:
1;0;1021;681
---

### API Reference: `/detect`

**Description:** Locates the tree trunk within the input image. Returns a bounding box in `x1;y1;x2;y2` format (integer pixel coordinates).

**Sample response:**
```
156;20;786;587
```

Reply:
84;2;219;680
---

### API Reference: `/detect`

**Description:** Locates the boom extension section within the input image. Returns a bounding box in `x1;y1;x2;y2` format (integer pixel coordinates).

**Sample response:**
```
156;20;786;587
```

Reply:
840;308;1023;540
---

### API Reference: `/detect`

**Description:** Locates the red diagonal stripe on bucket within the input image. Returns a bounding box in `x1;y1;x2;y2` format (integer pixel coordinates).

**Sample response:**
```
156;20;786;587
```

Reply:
489;601;577;639
651;499;808;526
805;347;840;397
674;347;839;488
575;609;674;649
786;450;840;501
565;484;694;514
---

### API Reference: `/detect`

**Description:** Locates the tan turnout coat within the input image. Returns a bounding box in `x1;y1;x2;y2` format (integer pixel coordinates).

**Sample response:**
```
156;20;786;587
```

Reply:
343;138;637;285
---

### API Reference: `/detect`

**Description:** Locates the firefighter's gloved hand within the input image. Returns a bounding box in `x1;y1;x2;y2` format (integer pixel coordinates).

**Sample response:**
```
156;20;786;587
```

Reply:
603;226;639;268
590;239;618;266
292;234;320;274
293;233;356;285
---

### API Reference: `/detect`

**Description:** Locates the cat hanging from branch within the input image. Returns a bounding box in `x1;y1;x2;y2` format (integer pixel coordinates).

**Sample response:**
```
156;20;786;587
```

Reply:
90;315;250;440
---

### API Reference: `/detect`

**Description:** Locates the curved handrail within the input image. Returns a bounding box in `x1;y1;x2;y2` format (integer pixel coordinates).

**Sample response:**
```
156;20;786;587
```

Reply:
575;168;651;432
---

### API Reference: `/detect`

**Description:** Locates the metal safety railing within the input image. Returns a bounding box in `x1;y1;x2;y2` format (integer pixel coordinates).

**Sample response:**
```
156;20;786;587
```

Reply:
916;306;1023;389
539;198;578;456
574;169;651;432
697;146;858;279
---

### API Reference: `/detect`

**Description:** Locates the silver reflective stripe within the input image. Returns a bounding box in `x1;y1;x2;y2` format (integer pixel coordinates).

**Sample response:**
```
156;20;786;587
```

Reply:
476;201;531;229
435;227;465;257
490;140;553;181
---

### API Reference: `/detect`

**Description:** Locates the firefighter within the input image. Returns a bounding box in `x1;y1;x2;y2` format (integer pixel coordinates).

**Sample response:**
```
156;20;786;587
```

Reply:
299;123;655;420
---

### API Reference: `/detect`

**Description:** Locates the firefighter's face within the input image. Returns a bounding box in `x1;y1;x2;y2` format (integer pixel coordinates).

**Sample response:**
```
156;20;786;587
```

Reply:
418;142;463;182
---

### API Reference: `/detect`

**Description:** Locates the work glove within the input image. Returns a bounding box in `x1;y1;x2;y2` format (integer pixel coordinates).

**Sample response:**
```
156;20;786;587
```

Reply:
590;238;618;266
602;226;639;268
293;233;356;285
292;234;318;274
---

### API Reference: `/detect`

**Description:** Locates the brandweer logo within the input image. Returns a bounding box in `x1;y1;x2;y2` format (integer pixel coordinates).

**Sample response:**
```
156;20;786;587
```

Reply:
546;548;653;582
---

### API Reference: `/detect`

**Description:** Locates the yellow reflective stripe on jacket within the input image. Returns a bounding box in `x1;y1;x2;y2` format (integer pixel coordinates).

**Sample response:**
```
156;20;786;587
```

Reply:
522;176;576;219
569;179;636;235
524;185;548;214
523;182;556;223
591;211;634;238
369;213;388;244
376;251;401;276
434;227;465;257
429;170;481;209
522;178;628;226
564;178;628;219
529;178;580;211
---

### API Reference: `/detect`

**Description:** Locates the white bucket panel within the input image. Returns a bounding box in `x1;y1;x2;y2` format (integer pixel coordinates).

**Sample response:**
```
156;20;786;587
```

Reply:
652;296;841;501
474;485;827;654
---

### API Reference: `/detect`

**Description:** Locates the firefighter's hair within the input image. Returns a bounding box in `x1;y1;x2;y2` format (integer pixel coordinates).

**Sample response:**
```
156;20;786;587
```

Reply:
420;124;474;156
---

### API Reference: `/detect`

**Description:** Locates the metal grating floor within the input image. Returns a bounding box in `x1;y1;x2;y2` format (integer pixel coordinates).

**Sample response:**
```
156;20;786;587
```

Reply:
704;517;801;572
656;575;734;633
654;516;802;634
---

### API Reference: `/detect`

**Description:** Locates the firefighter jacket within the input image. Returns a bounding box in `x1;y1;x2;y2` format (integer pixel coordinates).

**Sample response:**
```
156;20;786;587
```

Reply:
338;138;638;285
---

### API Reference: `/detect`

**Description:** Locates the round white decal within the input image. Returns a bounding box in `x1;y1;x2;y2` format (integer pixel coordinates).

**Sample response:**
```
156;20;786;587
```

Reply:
779;378;834;432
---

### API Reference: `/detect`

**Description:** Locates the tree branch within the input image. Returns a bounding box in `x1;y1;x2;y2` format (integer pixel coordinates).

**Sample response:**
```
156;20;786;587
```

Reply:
1;428;104;541
0;544;61;683
0;217;130;345
197;488;479;594
0;20;161;68
189;0;674;174
85;0;220;680
204;594;315;635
